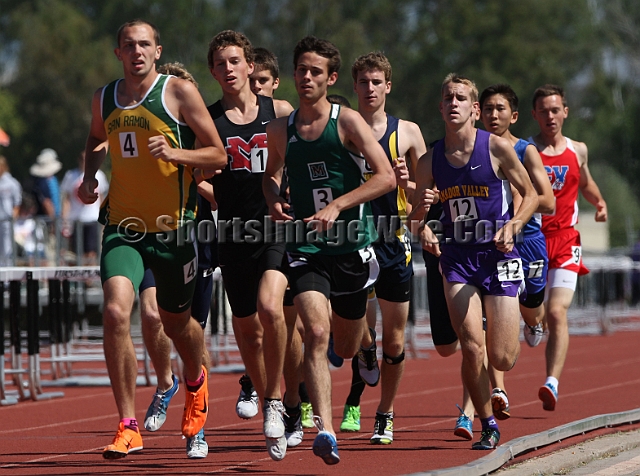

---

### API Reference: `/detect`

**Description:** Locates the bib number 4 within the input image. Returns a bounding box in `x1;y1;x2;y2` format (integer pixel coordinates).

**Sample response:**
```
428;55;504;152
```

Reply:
119;132;139;158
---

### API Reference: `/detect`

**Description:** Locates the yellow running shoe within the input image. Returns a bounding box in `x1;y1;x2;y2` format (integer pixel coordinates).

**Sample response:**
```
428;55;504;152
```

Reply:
182;365;209;438
103;422;143;459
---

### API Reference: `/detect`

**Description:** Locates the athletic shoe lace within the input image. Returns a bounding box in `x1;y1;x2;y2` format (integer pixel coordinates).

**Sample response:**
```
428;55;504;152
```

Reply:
149;391;168;415
362;347;376;370
265;401;282;426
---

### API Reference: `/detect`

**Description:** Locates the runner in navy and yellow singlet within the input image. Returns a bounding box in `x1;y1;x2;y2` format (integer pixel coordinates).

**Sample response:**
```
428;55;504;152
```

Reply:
78;20;226;459
263;37;395;465
338;52;427;445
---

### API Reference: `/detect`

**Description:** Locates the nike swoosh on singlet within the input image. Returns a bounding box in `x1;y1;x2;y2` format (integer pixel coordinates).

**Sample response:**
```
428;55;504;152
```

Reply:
471;165;481;170
262;121;269;125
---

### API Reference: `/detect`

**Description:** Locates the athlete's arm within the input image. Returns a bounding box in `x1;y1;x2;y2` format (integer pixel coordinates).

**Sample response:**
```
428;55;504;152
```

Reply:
523;144;555;215
274;99;294;118
197;180;217;211
490;135;538;252
79;88;109;205
150;78;227;169
304;107;395;231
411;150;440;256
398;119;427;202
406;150;433;230
576;141;607;222
263;118;293;221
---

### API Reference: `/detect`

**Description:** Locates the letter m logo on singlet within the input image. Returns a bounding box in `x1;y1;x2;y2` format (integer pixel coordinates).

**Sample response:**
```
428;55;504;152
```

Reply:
545;165;569;191
226;133;268;173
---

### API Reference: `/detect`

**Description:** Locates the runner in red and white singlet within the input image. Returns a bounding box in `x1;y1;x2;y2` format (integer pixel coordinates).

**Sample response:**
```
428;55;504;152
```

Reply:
530;84;607;413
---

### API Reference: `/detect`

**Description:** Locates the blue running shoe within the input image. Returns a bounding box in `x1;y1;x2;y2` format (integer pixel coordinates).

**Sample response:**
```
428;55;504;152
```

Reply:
539;383;558;411
144;374;179;431
327;333;343;368
312;416;340;465
453;404;473;440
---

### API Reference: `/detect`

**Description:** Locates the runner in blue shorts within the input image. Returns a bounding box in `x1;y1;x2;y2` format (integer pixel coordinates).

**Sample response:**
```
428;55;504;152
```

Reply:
479;83;555;420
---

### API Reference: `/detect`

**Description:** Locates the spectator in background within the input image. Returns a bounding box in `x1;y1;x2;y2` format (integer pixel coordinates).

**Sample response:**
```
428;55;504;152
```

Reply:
13;193;39;265
30;148;62;219
28;148;62;265
0;155;22;266
61;150;109;265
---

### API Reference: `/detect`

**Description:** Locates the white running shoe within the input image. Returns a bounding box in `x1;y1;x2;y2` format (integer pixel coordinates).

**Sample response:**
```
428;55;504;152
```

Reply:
264;400;287;461
236;375;259;419
186;428;208;458
524;323;544;347
263;399;286;438
284;406;304;447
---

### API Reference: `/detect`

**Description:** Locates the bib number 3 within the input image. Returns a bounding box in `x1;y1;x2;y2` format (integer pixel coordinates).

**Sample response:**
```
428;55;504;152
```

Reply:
313;187;333;213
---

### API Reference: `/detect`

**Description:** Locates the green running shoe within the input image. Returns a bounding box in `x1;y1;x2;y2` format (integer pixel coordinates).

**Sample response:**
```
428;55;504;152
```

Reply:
301;402;314;429
340;404;361;432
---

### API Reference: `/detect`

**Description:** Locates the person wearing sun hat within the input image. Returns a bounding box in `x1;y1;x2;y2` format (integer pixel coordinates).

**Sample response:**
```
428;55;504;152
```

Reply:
29;148;62;220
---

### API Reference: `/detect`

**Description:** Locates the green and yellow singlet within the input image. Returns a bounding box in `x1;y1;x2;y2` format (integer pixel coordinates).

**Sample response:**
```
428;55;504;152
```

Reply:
99;74;197;233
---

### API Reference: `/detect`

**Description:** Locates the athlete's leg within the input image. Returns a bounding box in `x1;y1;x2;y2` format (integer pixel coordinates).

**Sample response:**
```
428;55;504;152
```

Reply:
140;287;173;391
232;314;266;400
521;303;545;328
377;298;409;413
483;295;521;372
295;291;334;433
102;276;138;419
444;280;492;420
256;269;288;399
283;304;303;409
545;284;574;379
160;307;204;382
332;310;368;359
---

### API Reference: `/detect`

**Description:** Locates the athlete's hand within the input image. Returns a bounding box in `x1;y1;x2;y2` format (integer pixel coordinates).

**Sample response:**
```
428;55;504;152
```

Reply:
595;201;607;222
417;187;439;212
494;222;515;253
304;203;339;232
420;225;441;257
77;177;99;205
149;135;178;164
269;198;293;222
393;157;410;189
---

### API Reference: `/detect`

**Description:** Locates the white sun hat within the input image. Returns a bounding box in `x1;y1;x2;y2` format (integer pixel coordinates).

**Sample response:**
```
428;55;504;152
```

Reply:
30;148;62;177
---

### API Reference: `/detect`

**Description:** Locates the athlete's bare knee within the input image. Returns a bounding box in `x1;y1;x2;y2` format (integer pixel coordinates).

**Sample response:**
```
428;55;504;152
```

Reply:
102;302;130;332
305;324;329;350
382;339;404;359
488;347;520;372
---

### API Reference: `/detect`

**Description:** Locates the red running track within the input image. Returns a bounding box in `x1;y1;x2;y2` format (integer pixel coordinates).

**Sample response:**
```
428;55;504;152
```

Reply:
1;331;639;475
